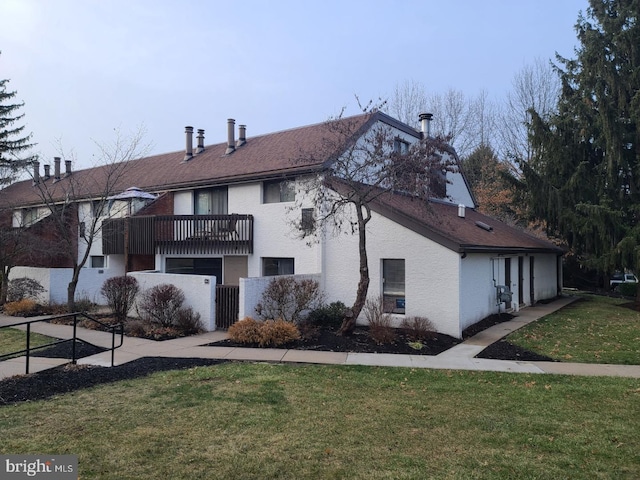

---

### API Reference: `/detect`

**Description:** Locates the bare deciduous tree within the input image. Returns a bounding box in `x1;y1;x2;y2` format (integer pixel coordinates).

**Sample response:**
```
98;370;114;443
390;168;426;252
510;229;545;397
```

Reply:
31;127;149;311
293;103;455;334
499;57;560;165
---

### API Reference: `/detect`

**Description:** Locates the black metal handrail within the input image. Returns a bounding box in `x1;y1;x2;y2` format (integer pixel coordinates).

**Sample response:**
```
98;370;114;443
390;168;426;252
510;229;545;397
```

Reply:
0;313;124;374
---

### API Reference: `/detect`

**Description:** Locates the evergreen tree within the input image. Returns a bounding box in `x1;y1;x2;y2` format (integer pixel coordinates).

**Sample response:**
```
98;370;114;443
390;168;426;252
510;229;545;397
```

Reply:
522;0;640;276
0;58;36;186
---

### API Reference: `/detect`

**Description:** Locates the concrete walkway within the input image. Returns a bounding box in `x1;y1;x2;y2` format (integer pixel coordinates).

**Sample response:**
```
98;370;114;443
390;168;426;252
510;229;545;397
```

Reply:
2;295;640;380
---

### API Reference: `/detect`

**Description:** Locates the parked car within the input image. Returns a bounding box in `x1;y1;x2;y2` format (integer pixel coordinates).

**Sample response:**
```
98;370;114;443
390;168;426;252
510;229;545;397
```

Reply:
610;272;639;287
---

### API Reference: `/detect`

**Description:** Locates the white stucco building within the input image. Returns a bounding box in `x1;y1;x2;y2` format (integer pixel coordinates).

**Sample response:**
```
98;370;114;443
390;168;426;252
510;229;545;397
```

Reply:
4;111;563;337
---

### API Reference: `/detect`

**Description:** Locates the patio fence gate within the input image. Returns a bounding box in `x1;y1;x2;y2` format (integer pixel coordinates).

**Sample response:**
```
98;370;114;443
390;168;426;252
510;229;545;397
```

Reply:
215;285;240;329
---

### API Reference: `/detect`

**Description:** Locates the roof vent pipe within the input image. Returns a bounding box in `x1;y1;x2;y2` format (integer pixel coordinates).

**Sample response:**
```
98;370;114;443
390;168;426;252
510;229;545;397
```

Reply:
225;118;236;154
458;204;466;218
43;164;50;179
419;113;433;138
184;126;194;161
33;161;40;184
64;160;72;176
237;124;246;147
196;129;205;154
54;157;61;180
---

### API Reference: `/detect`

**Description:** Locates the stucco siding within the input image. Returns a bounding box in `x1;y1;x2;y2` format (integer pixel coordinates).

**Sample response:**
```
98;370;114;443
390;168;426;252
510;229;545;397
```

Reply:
533;254;560;300
459;254;501;335
323;211;462;337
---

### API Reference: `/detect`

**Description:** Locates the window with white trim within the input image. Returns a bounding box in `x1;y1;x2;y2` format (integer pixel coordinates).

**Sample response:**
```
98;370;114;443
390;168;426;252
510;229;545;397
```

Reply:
382;259;405;314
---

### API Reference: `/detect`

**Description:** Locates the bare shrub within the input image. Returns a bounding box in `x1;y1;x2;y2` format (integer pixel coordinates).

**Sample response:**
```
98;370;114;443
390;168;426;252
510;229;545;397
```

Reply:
228;317;263;344
125;319;148;337
7;277;45;302
401;316;436;341
255;277;324;323
259;319;301;347
3;299;37;316
137;284;185;327
100;276;139;322
364;296;396;345
174;307;203;335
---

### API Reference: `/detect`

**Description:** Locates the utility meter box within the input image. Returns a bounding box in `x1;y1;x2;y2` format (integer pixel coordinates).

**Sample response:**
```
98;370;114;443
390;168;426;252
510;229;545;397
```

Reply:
496;285;512;303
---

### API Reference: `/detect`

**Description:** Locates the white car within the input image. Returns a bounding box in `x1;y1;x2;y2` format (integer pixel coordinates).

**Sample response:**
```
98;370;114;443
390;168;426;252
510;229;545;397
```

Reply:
610;273;639;287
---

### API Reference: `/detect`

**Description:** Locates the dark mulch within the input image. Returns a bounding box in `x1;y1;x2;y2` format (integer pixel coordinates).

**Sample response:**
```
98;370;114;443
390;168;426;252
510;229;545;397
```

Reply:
30;339;106;359
462;312;515;339
475;340;557;362
0;357;225;406
208;325;461;356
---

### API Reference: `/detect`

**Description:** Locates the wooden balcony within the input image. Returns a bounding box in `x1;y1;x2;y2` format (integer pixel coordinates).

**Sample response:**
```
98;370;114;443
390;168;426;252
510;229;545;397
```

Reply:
102;214;254;256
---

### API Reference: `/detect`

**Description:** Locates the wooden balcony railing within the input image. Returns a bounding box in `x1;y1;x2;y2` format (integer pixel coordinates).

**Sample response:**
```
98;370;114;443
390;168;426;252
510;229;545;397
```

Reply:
102;214;254;256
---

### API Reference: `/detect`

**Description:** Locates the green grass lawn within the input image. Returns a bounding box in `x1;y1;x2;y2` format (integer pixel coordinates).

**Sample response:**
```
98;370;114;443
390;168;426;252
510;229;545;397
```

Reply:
0;327;57;359
1;362;639;479
508;293;640;364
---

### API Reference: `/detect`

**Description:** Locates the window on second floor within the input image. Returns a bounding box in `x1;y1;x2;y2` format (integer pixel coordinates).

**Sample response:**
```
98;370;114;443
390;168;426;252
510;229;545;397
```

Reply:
21;208;38;227
91;255;105;268
92;200;107;218
301;208;315;234
195;187;228;215
263;179;295;203
393;138;410;155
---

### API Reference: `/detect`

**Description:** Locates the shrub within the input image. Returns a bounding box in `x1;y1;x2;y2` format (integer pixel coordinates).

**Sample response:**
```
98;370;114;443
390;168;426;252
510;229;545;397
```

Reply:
137;284;185;327
307;301;347;329
74;295;97;313
259;319;301;347
125;319;149;338
228;317;301;347
401;316;436;341
619;282;638;297
175;307;203;335
101;276;139;322
228;317;263;344
255;277;324;323
4;299;38;316
7;277;45;302
364;296;396;345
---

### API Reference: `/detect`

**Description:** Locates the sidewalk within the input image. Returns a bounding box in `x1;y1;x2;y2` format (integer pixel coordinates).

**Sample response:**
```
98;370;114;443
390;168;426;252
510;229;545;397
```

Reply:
2;296;640;380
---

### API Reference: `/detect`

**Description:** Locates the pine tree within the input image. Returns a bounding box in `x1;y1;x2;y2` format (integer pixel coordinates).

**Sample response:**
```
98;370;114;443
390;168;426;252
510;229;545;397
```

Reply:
0;61;36;187
522;0;640;276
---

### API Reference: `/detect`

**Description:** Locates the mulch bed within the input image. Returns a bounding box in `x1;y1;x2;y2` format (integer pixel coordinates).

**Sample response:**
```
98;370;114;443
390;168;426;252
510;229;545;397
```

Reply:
1;312;557;405
0;357;224;406
208;325;460;356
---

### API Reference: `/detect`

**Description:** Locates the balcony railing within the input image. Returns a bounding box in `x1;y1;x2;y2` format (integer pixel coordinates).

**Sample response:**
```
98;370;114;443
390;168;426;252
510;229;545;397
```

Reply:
102;214;254;256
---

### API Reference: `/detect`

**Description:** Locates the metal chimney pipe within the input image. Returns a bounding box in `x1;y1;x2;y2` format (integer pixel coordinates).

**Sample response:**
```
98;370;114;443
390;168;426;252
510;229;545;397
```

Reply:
225;118;236;154
33;161;40;184
44;164;50;179
458;204;466;218
419;113;433;138
65;160;72;176
54;157;61;180
196;129;205;154
184;126;194;161
237;124;246;147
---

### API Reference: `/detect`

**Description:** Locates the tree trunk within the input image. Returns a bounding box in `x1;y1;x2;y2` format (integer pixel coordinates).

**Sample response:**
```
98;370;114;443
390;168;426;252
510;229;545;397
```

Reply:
0;266;9;305
338;206;370;335
67;267;80;312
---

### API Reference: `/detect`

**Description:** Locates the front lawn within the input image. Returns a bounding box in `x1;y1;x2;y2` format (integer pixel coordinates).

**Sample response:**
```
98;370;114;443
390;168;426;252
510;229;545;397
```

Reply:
1;362;638;479
507;293;640;364
0;327;57;359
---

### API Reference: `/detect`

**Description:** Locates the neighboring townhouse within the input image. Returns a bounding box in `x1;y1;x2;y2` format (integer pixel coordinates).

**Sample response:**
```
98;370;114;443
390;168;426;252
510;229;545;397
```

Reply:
2;111;563;337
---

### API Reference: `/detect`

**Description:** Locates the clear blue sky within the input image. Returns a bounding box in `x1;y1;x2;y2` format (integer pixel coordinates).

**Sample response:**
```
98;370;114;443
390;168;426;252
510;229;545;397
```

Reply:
0;0;588;170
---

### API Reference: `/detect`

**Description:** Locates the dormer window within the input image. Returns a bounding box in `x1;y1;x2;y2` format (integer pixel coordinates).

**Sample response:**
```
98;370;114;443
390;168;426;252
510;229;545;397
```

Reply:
393;138;410;155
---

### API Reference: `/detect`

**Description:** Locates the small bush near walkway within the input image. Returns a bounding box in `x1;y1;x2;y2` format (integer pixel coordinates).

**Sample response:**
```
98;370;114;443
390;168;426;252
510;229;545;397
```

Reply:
101;276;139;323
229;317;300;347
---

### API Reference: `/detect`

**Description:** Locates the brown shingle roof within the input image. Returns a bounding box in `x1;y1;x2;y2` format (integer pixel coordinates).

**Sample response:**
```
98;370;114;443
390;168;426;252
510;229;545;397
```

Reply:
370;190;563;254
2;113;376;207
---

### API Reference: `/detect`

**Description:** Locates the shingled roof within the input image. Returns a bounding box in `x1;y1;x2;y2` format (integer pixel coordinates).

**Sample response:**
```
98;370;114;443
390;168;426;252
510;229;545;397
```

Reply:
369;190;563;254
2;112;379;207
